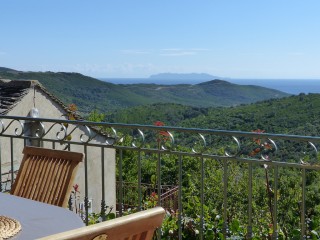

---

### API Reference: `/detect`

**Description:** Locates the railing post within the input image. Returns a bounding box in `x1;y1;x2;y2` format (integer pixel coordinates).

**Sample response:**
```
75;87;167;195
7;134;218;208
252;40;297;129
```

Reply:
301;168;306;239
156;151;162;240
0;140;2;192
138;150;142;211
223;158;228;237
247;162;253;239
200;156;205;239
10;137;14;185
157;151;161;206
84;144;89;225
118;149;123;216
272;166;279;239
178;154;183;240
100;147;106;221
68;194;73;211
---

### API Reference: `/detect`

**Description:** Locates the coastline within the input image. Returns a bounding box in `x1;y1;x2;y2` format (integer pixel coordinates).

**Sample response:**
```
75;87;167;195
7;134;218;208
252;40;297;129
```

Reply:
99;78;320;95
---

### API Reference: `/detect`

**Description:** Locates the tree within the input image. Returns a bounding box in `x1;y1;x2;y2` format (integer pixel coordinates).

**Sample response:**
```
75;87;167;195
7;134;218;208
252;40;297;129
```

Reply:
87;109;106;122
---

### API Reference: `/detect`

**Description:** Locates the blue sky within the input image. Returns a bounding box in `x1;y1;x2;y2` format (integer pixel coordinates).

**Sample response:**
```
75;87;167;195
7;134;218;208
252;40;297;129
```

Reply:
1;1;320;79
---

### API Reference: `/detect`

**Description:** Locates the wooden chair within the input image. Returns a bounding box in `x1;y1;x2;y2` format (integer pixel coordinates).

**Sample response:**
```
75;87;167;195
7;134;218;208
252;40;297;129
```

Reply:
10;146;83;208
38;207;166;240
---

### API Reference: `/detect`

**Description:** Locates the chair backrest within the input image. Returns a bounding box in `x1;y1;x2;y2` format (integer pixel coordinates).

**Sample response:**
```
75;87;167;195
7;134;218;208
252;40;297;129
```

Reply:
38;207;166;240
10;146;83;208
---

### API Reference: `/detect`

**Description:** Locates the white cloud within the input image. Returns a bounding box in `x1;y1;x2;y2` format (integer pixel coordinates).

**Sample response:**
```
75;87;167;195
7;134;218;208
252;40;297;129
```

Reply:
120;49;151;55
68;63;158;77
189;48;210;51
160;51;196;56
118;48;210;57
159;48;209;57
161;48;183;51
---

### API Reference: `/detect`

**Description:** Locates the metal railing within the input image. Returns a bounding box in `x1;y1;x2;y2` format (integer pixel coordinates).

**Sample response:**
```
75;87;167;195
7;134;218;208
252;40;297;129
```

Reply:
0;115;320;239
116;181;178;212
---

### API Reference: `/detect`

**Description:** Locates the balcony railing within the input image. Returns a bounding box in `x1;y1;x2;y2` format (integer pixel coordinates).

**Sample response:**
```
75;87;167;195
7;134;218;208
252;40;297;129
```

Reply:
116;181;178;212
1;115;320;239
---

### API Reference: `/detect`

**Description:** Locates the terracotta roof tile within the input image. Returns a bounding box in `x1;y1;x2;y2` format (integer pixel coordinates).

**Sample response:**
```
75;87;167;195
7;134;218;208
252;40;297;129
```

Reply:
0;80;31;114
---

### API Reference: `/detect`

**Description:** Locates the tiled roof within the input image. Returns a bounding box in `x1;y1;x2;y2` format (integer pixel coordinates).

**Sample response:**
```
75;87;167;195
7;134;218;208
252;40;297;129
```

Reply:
0;79;31;114
0;79;83;120
0;79;110;136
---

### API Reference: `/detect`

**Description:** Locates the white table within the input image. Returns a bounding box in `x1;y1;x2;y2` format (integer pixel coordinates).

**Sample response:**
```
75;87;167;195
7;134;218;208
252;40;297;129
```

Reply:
0;193;85;239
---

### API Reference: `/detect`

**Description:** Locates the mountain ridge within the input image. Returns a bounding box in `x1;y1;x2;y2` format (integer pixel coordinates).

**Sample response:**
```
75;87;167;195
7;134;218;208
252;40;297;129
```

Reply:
149;72;219;80
0;67;290;115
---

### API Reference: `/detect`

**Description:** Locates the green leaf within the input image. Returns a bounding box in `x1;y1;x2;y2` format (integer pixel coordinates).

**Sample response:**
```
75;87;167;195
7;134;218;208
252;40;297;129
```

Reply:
231;219;240;232
218;232;225;240
291;229;300;237
311;230;319;239
107;213;116;220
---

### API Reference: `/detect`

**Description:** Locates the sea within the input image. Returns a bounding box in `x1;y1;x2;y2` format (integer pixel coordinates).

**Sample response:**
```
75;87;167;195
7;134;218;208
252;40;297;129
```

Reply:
99;78;320;95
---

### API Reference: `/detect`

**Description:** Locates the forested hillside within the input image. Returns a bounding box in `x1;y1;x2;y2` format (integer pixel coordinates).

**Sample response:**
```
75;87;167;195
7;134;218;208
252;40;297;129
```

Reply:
0;69;137;113
109;93;320;135
0;68;289;115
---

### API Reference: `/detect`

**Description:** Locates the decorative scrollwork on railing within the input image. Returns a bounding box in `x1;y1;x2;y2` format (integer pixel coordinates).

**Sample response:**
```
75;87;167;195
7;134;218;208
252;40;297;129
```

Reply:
131;129;145;148
80;125;97;143
32;122;67;140
105;127;117;145
0;119;25;136
105;136;116;146
192;133;207;154
159;131;174;151
238;132;278;161
308;141;318;153
1;116;320;166
224;136;241;157
14;120;25;136
260;138;278;161
34;122;46;138
300;141;319;165
39;122;68;140
57;123;68;140
23;121;119;145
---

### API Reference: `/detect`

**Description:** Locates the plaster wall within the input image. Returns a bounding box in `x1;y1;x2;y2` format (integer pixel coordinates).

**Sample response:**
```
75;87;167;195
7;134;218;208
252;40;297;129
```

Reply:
0;89;116;213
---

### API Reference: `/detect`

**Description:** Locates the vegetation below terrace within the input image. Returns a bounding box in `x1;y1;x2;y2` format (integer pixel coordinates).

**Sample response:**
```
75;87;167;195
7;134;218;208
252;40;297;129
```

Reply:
107;93;320;239
108;93;320;136
69;88;320;238
0;67;289;115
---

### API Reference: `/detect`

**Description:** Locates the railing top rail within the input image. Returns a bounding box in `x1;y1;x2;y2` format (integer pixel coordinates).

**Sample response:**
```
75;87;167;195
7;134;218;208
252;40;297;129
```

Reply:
1;115;320;170
1;115;320;143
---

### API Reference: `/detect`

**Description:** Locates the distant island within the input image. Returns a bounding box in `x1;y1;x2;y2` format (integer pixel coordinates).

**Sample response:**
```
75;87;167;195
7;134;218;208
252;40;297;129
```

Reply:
149;73;220;80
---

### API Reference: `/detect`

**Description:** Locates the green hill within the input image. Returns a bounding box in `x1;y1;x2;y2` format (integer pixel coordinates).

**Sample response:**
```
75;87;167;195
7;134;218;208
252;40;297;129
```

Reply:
0;68;289;115
181;93;320;135
109;93;320;136
0;67;19;73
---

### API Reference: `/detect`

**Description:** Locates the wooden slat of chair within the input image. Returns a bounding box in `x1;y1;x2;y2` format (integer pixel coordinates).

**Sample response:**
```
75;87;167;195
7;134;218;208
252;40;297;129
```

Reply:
38;207;166;240
38;156;55;204
43;156;60;204
10;146;84;208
